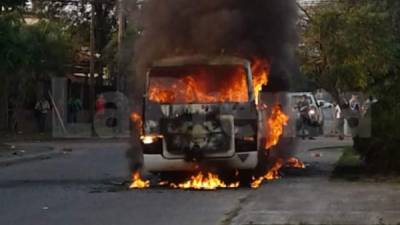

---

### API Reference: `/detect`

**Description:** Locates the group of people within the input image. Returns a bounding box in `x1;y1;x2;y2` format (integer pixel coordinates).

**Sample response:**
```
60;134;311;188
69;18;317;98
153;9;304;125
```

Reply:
334;94;376;140
295;93;375;140
32;95;82;134
32;94;107;133
33;95;83;134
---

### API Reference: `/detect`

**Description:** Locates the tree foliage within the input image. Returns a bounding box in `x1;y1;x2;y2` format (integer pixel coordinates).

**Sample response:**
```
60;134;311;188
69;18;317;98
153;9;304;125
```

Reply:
21;20;74;78
0;13;24;74
0;0;26;13
299;1;400;100
299;0;400;172
0;14;74;79
0;12;75;129
32;0;121;89
32;0;117;52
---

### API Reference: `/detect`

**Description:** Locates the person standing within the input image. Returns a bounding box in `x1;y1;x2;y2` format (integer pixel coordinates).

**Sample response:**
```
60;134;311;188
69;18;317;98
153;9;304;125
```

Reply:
349;94;361;112
95;94;106;116
68;97;82;123
35;96;51;134
335;103;344;140
296;95;314;139
347;95;361;135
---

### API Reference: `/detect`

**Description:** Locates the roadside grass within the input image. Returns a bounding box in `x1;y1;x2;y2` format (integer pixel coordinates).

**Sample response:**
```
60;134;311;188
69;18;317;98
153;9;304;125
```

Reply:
331;147;400;183
243;223;400;225
331;146;365;181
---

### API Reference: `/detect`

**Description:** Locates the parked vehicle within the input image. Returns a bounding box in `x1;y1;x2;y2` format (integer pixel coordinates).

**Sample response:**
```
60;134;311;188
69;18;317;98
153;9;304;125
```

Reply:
317;99;334;109
287;92;324;137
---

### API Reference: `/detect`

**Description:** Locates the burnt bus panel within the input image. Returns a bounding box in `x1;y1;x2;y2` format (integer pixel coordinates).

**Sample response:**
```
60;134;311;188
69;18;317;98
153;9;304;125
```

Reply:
161;115;235;159
144;103;257;131
235;138;257;153
142;139;163;155
163;131;230;154
143;103;259;155
144;103;258;120
140;56;266;170
234;119;257;136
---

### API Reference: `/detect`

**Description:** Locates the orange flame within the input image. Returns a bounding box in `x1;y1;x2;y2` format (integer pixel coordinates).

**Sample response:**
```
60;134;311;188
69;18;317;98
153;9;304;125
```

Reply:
251;58;269;104
170;172;240;190
251;159;283;188
148;66;248;104
130;112;143;135
129;172;150;189
148;58;270;104
254;105;288;189
285;157;306;169
128;157;304;190
251;157;306;188
265;105;289;149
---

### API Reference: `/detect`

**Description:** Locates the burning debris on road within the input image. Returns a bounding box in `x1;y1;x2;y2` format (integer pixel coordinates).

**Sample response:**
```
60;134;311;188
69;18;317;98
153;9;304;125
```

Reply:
286;157;306;169
251;159;283;189
169;172;240;190
129;172;150;189
129;157;305;191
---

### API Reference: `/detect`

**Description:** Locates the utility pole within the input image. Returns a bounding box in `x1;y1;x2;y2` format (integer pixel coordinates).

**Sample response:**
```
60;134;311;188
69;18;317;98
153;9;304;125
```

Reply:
89;0;96;135
117;0;126;93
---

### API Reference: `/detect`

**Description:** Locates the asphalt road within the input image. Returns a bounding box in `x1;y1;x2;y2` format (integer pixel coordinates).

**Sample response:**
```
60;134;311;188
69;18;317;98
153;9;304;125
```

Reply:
0;138;399;225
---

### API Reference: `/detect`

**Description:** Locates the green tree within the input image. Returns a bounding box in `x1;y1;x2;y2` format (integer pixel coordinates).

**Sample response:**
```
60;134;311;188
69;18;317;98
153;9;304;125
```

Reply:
0;13;25;130
299;1;400;172
103;25;138;84
299;1;400;100
21;20;74;78
32;0;117;68
0;13;74;131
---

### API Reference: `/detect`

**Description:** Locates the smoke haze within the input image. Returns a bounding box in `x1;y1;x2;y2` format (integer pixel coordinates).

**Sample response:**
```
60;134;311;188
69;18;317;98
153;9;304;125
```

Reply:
133;0;299;93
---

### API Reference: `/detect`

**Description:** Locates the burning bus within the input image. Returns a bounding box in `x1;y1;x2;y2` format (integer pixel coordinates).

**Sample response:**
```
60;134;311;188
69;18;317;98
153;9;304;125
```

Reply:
134;55;288;173
127;0;299;189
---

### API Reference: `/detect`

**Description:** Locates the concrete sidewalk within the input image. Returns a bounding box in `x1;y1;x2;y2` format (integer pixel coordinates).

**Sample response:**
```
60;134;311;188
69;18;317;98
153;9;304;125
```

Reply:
232;177;400;225
230;139;400;225
0;139;129;167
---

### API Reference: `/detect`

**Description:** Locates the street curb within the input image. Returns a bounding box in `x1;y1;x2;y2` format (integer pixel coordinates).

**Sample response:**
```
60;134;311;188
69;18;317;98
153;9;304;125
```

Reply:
308;145;352;152
0;150;65;168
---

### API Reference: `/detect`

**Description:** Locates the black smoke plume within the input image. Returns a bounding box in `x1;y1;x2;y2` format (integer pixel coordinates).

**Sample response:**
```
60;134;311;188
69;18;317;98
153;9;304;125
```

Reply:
133;0;298;94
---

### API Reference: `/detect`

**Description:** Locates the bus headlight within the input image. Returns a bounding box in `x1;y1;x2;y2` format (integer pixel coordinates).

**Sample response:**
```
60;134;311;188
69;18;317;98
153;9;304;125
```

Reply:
140;135;163;145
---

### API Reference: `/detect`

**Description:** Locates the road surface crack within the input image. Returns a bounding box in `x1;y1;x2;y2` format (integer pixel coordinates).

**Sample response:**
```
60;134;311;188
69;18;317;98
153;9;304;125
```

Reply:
219;193;252;225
